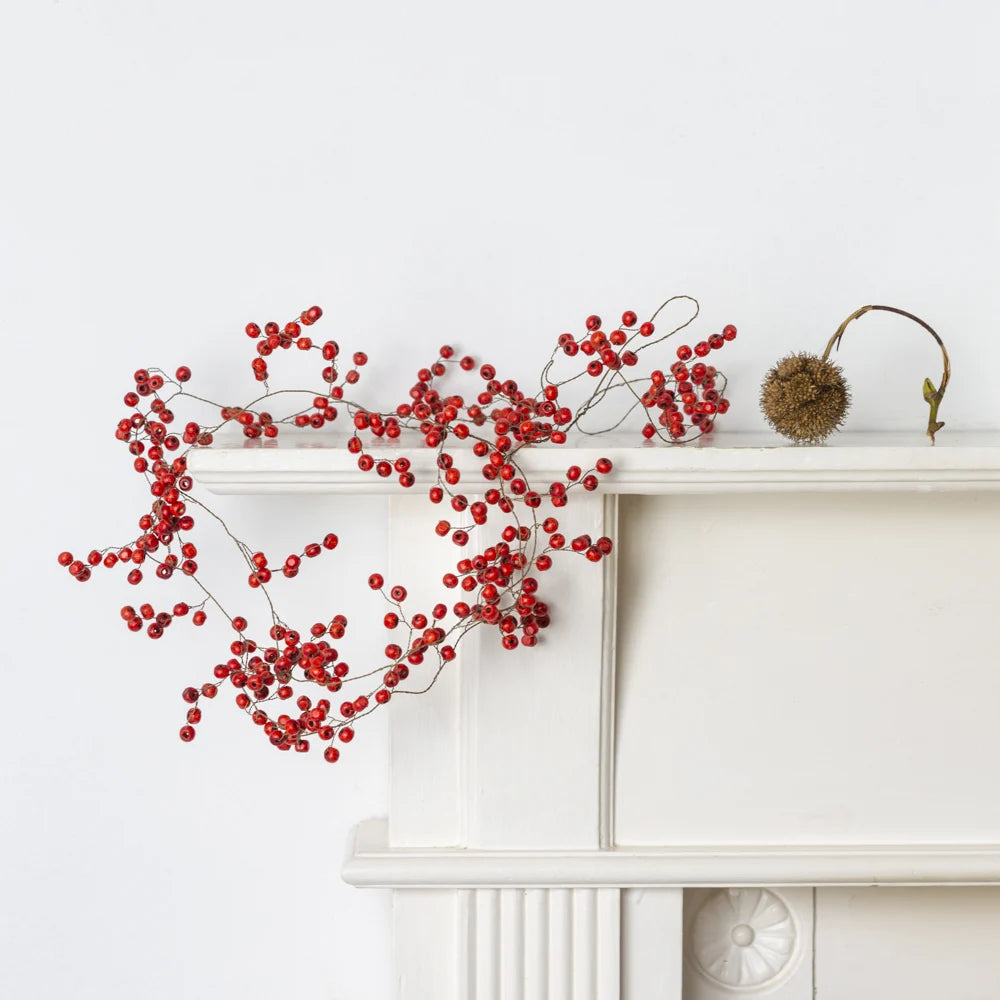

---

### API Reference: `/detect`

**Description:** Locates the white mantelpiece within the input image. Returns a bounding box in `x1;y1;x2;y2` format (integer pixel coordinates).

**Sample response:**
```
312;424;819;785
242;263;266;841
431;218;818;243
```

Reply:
192;431;1000;1000
191;430;1000;494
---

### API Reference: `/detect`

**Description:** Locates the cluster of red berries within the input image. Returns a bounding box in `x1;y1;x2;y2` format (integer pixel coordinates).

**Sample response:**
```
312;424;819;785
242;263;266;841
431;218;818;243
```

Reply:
639;324;737;439
61;297;735;760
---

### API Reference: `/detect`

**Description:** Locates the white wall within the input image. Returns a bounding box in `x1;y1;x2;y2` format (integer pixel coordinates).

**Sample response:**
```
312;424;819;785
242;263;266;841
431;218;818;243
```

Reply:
2;1;997;998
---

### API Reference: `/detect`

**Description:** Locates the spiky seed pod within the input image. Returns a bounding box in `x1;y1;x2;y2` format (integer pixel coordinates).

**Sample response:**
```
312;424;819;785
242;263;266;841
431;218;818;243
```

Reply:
760;352;850;444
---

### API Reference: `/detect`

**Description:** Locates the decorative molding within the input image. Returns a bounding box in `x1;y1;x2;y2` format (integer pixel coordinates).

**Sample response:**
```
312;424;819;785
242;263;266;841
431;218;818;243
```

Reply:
598;494;618;851
688;888;798;991
190;430;1000;496
457;887;620;1000
344;819;1000;888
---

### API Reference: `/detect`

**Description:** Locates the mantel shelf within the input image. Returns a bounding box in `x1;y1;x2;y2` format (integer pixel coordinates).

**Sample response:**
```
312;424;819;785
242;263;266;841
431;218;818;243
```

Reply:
343;820;1000;889
189;429;1000;495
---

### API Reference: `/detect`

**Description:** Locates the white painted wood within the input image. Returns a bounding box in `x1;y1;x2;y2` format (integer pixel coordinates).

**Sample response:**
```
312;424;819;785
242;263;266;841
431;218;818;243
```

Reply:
457;890;475;1000
683;888;813;1000
385;495;615;851
572;889;597;998
598;496;619;851
548;889;572;1000
615;490;1000;847
450;887;623;999
621;888;683;999
387;494;467;847
191;428;1000;997
595;889;621;999
344;819;1000;887
191;430;1000;495
474;889;501;1000
814;888;1000;999
499;890;525;1000
523;889;548;1000
393;890;460;1000
465;492;613;849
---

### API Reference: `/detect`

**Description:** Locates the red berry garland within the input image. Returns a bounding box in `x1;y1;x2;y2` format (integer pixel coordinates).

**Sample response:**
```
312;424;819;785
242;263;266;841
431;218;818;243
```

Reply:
60;296;737;761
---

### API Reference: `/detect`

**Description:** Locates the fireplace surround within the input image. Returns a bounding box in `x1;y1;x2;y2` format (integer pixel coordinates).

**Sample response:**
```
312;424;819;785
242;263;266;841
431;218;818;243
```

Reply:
193;429;1000;999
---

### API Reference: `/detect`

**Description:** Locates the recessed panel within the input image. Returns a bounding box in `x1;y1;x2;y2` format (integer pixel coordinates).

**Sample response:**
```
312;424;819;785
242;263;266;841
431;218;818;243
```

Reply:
815;888;1000;999
614;491;1000;845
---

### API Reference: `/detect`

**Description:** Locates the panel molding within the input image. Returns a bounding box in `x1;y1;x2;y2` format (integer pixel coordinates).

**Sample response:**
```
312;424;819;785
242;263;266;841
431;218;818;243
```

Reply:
598;494;619;851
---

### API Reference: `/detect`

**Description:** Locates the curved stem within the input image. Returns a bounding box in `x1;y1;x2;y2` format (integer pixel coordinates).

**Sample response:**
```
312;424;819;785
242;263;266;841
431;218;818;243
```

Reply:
822;304;951;444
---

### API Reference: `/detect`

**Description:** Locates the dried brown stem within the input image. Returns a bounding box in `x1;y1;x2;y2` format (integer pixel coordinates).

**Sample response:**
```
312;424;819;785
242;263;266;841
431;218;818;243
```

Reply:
822;304;951;444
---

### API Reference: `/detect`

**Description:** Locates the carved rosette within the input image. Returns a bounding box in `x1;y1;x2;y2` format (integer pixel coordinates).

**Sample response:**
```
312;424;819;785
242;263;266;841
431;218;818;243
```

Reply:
689;887;798;990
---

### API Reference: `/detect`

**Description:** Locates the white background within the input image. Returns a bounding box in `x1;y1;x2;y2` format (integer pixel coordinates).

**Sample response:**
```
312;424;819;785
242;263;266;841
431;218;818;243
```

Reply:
1;1;997;998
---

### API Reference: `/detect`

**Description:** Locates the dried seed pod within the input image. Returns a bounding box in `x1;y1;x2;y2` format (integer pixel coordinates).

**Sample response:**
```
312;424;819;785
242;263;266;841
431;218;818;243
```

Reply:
760;352;850;444
762;304;950;446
